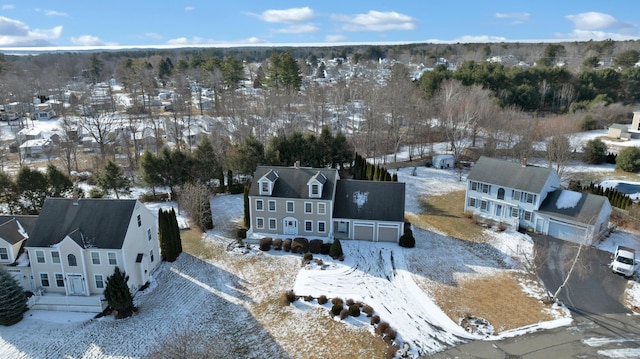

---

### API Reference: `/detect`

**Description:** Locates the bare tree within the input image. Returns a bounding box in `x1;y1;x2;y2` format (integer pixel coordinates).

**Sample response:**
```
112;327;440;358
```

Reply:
79;112;118;161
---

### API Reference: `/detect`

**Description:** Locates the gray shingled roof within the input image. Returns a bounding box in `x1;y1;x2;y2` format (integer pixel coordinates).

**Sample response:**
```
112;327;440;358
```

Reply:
333;180;405;222
0;218;27;245
537;190;609;224
250;166;339;200
467;156;555;194
0;215;38;237
26;198;137;249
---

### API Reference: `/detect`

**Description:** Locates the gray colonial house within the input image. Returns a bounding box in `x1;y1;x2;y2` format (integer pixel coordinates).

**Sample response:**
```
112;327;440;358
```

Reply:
1;198;161;312
247;165;406;243
464;156;611;245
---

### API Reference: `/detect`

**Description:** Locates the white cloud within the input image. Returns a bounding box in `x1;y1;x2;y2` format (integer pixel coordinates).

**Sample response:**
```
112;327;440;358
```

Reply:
566;12;619;30
167;36;265;45
495;12;530;24
274;24;319;34
325;34;348;42
70;35;116;46
560;12;638;41
184;6;194;12
45;10;69;17
454;35;508;43
2;4;15;10
142;32;163;40
257;7;314;24
332;10;416;32
0;16;62;46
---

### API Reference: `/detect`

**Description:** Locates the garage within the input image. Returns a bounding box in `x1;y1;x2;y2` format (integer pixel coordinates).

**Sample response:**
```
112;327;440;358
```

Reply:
547;219;587;244
353;222;374;240
378;224;400;242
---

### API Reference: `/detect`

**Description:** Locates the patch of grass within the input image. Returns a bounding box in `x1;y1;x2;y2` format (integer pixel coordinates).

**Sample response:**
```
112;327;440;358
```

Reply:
409;190;486;242
426;271;554;333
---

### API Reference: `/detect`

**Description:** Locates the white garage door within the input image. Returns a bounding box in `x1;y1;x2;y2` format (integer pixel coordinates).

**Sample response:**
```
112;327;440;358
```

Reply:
353;222;374;241
548;220;587;244
378;224;400;242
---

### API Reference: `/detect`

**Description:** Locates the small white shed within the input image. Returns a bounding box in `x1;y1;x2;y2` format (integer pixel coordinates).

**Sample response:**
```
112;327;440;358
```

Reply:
432;154;455;169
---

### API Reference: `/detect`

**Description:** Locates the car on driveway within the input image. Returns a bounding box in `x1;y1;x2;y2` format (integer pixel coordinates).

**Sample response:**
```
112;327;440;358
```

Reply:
611;245;636;278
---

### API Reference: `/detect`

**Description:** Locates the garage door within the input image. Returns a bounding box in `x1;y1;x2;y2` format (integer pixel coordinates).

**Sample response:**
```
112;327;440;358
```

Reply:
353;222;374;241
378;224;400;242
548;220;587;244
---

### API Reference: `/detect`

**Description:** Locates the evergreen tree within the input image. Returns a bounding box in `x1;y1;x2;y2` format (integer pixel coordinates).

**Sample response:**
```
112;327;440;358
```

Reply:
140;150;163;196
96;159;130;199
617;146;640;172
16;166;48;214
329;239;343;259
192;137;222;190
103;267;134;319
243;184;250;228
0;267;27;326
46;164;73;198
170;208;183;255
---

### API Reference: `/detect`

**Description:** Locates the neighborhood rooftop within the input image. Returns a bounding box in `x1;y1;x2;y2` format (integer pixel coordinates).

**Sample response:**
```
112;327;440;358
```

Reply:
250;166;339;200
333;180;406;222
467;156;556;194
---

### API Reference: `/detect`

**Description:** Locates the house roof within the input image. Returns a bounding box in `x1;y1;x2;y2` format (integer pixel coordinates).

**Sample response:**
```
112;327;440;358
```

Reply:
26;198;138;249
537;190;610;225
333;180;405;222
609;123;628;130
0;215;38;236
250;166;339;200
0;218;28;245
467;156;556;194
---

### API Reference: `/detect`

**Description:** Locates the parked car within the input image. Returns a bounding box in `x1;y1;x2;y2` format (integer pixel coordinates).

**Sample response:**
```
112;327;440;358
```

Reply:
611;245;636;277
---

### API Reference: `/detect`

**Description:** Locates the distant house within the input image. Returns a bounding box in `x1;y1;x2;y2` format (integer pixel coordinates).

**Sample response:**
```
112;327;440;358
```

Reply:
432;154;455;169
22;198;160;312
247;165;406;242
464;156;611;245
19;138;51;158
32;107;56;121
608;124;631;140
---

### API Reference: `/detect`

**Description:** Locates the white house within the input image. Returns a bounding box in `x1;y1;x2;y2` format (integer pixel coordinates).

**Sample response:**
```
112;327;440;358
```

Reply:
432;154;455;169
464;156;611;245
19;138;51;158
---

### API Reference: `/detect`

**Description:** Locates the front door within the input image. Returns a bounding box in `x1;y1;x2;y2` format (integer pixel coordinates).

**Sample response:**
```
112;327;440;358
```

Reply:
536;218;544;233
283;217;298;235
68;274;84;295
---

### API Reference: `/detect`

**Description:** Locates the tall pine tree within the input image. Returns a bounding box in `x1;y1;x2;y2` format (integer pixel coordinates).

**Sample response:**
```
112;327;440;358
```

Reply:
0;267;27;326
103;267;134;319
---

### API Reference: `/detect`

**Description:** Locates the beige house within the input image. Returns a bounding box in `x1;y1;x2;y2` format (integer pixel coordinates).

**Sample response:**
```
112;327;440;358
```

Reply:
608;123;631;140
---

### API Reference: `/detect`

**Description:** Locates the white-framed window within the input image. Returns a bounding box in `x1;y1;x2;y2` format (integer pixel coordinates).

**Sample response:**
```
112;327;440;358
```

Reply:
268;218;277;230
525;193;536;204
286;201;294;213
137;214;142;227
91;252;100;265
311;184;319;196
470;181;478;191
317;203;326;215
304;202;312;214
40;273;50;287
35;250;45;263
524;210;532;221
318;221;326;233
150;249;154;262
108;252;117;265
480;200;488;211
512;190;522;202
268;200;276;212
51;251;60;263
481;184;491;194
55;273;64;287
256;217;264;229
0;248;8;260
256;199;264;211
261;182;269;193
68;254;77;266
147;228;152;241
95;274;104;289
468;197;477;208
511;207;519;217
305;220;313;232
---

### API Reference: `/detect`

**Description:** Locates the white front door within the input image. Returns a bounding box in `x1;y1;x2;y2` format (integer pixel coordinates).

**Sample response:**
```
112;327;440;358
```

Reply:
283;217;298;235
68;274;84;295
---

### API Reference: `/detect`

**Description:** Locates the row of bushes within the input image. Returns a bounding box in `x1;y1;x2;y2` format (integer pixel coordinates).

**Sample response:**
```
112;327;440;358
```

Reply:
259;237;344;258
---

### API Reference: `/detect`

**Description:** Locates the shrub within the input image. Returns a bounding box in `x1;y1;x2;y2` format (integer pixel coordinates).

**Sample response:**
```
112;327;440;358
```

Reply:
88;187;105;198
331;304;343;316
309;239;323;254
329;239;343;258
259;237;272;251
104;267;135;319
320;243;332;255
331;297;343;306
317;295;328;305
370;315;381;325
314;258;324;266
384;344;400;359
348;304;360;317
617;146;640;172
303;252;313;261
362;305;374;317
291;241;304;254
345;298;355;307
272;238;283;250
399;229;415;248
376;321;390;336
293;237;309;253
283;238;292;252
340;308;349;320
284;289;297;303
0;267;27;326
237;228;247;239
304;295;314;302
384;326;397;340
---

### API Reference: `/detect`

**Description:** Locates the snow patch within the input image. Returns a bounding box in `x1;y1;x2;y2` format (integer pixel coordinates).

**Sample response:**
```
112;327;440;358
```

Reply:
556;190;582;209
352;191;369;209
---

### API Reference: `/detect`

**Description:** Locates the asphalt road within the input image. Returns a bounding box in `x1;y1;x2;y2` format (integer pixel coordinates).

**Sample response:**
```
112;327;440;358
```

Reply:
429;236;640;358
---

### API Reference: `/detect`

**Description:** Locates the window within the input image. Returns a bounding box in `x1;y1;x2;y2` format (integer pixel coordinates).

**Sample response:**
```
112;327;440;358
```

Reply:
268;200;276;212
150;250;154;262
67;254;77;266
304;202;312;214
511;207;519;218
256;217;264;229
480;200;488;211
311;184;319;196
318;221;326;233
0;248;8;260
470;181;478;191
261;182;269;193
256;199;264;211
55;273;64;287
305;220;313;232
468;197;477;208
524;211;532;221
51;251;60;264
525;193;535;204
147;228;152;241
95;275;104;289
317;203;326;215
481;184;491;194
91;252;100;265
40;273;50;287
36;250;45;263
268;218;277;230
497;188;505;200
137;214;142;227
286;201;294;213
108;252;117;265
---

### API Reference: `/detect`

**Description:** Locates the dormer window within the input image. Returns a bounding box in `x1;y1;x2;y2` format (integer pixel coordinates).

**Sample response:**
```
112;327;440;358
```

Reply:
311;184;319;196
261;182;269;193
307;171;326;199
258;169;279;196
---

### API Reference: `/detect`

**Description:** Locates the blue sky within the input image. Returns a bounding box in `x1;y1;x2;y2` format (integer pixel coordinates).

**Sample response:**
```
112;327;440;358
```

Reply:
0;1;639;49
